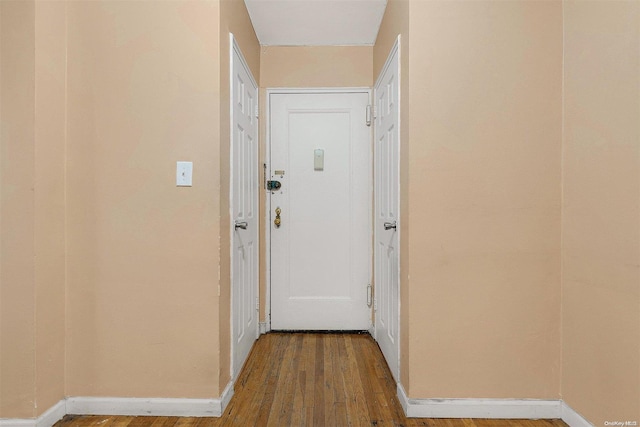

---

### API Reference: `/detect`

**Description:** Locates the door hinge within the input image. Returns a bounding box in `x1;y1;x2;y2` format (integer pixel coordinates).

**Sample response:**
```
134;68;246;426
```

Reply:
256;297;259;311
255;104;259;119
374;297;378;311
367;284;372;307
366;105;372;127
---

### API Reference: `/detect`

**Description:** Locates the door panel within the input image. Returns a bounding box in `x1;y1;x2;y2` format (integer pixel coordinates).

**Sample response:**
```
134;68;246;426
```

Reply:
374;39;400;381
231;38;258;378
270;92;371;331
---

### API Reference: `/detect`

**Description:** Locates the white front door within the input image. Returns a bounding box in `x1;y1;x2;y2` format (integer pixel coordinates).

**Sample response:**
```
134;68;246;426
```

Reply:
374;38;401;381
231;36;258;378
269;91;372;330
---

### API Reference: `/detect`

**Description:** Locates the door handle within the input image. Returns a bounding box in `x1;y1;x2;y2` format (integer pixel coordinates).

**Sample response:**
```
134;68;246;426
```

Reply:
235;221;248;230
384;221;397;231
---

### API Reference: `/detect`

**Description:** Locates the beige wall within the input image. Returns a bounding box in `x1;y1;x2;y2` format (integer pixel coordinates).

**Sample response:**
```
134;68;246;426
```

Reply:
1;0;67;418
0;0;37;417
261;46;373;88
1;0;638;423
375;0;563;398
562;1;640;423
65;0;224;398
34;0;67;415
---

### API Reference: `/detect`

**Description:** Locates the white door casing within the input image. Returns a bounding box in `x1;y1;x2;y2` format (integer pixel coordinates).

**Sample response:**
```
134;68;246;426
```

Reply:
269;90;372;331
374;37;401;381
230;35;259;379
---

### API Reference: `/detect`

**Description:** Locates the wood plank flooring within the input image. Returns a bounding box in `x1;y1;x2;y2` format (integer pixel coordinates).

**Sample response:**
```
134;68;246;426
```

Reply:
55;332;568;427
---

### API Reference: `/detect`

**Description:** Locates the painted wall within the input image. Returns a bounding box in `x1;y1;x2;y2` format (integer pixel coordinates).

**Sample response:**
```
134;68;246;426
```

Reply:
34;0;67;415
0;1;37;417
0;0;67;418
375;0;563;398
65;0;224;398
562;1;640;423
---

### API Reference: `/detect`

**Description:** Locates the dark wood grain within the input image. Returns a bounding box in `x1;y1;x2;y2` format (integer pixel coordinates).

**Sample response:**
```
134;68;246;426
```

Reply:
55;333;569;427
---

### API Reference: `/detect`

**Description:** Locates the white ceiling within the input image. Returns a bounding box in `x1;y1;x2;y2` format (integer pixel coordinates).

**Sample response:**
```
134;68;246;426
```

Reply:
244;0;388;46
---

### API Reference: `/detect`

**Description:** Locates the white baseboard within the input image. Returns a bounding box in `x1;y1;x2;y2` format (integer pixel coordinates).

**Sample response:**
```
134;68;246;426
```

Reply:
0;420;34;427
37;400;66;427
561;402;594;427
220;381;234;415
259;322;270;334
0;399;66;427
66;396;219;417
0;383;234;425
397;383;562;419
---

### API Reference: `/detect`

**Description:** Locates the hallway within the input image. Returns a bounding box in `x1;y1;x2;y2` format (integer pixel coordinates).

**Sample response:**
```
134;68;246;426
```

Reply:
55;333;568;427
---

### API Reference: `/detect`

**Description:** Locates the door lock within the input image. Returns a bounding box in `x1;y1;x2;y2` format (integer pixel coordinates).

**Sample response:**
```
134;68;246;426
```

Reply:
274;207;282;228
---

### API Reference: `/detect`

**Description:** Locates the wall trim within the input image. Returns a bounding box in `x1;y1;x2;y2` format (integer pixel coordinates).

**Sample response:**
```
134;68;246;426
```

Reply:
259;322;270;334
66;395;226;418
0;399;66;427
561;402;594;427
397;384;562;419
220;380;234;415
0;385;593;426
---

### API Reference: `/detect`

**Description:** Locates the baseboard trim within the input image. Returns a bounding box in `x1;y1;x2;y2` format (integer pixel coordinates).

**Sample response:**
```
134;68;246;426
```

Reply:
561;402;594;427
220;380;234;415
259;322;270;334
0;399;66;427
0;419;34;427
0;386;593;426
397;384;562;419
37;400;66;427
67;396;223;417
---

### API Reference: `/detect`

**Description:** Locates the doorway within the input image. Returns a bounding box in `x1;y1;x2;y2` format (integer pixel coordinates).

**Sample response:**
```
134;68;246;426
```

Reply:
266;89;372;331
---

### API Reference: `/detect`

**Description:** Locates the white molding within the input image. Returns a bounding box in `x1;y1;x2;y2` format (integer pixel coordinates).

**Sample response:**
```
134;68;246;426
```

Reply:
66;396;223;417
259;322;270;334
220;381;234;415
562;402;594;427
0;399;66;427
36;400;66;427
397;384;562;419
266;87;371;95
0;385;234;426
0;420;36;427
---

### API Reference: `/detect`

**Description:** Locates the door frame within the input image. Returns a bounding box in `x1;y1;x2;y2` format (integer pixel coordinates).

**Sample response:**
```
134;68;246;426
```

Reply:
264;88;373;331
229;33;259;380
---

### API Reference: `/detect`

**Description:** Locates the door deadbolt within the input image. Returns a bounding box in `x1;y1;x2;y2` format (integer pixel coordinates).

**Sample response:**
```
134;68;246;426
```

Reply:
267;180;282;191
274;207;281;228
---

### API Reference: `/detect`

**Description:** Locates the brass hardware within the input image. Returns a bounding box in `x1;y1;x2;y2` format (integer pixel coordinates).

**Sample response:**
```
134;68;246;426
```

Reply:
274;207;282;228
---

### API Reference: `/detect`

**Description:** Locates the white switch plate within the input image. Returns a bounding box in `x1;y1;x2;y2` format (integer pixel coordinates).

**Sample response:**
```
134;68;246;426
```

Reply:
176;161;193;187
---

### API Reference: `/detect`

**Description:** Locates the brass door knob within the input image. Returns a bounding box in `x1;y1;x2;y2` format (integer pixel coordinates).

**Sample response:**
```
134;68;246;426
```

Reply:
274;207;282;228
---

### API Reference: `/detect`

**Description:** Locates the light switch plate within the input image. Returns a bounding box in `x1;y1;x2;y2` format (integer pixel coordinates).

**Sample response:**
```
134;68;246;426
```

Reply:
176;161;193;186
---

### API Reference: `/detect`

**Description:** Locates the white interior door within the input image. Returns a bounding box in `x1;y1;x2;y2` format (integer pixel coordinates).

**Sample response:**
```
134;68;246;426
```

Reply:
374;38;400;381
269;91;371;331
231;36;258;378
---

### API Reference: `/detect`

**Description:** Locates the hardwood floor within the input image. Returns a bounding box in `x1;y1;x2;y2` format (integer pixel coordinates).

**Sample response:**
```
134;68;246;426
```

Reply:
55;332;568;427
